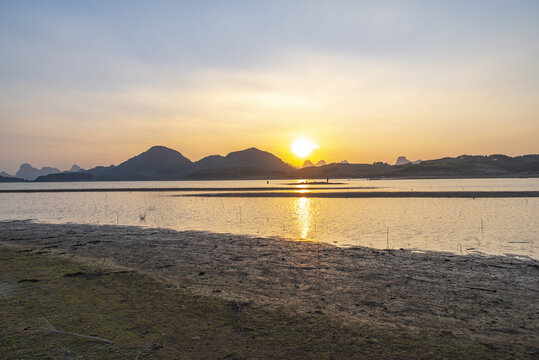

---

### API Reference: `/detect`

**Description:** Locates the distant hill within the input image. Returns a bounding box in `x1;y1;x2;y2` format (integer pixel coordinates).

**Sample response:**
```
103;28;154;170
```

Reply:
1;164;84;181
35;172;93;182
89;146;193;180
301;160;315;168
296;154;539;179
87;165;116;179
301;160;326;168
15;163;61;181
386;154;539;177
186;147;294;179
184;166;291;180
395;156;411;166
0;175;26;183
11;149;539;182
297;162;392;178
68;164;84;172
194;147;293;173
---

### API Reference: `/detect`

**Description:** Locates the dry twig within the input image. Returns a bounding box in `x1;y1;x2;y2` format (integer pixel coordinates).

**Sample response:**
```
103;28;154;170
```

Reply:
41;318;115;345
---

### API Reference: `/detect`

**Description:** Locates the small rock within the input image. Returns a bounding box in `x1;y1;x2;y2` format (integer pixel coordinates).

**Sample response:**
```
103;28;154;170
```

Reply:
63;271;85;277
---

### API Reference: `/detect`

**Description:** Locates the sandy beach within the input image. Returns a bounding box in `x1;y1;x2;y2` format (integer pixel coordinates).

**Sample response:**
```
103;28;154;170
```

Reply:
1;219;537;358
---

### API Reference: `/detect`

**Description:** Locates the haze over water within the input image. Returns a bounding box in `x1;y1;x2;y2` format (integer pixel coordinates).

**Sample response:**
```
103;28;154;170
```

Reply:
1;178;537;259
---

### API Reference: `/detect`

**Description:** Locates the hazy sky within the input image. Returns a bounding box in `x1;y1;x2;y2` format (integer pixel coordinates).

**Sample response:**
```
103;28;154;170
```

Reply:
1;0;538;173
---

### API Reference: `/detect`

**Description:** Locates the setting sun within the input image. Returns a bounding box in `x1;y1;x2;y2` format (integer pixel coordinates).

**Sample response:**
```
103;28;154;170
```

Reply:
291;138;319;158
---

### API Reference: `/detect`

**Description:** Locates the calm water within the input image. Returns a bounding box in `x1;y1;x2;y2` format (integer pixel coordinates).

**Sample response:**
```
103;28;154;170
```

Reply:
1;178;537;259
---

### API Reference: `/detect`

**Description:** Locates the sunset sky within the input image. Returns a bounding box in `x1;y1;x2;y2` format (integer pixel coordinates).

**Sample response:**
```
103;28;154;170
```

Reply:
1;1;538;173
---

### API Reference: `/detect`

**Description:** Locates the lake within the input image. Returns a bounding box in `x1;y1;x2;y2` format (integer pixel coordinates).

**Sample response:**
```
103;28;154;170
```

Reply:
1;178;537;259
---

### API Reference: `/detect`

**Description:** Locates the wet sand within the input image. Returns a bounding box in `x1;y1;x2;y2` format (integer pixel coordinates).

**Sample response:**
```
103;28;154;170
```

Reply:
0;186;377;193
1;220;538;353
181;190;539;198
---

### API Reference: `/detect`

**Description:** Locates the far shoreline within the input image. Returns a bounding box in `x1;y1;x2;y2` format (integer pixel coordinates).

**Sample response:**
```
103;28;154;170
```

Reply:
2;173;539;185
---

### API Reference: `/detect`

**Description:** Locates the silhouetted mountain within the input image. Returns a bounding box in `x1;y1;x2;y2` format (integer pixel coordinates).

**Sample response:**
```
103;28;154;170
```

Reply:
297;162;392;178
296;154;539;179
86;165;115;178
15;163;61;181
3;164;86;181
192;155;226;169
395;156;411;166
301;160;326;168
194;147;293;174
35;172;93;182
68;164;84;172
387;154;539;177
19;148;539;182
85;146;293;180
184;166;291;180
0;175;25;182
90;146;192;180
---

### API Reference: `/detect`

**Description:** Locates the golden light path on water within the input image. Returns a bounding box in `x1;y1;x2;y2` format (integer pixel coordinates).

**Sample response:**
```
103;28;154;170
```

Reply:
294;197;313;240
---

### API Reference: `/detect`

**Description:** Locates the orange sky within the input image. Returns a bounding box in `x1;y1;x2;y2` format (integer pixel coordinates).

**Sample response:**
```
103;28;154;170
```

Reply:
1;1;538;173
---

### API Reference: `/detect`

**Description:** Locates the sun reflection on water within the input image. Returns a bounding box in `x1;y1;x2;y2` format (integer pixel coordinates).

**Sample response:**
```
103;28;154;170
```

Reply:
294;197;313;240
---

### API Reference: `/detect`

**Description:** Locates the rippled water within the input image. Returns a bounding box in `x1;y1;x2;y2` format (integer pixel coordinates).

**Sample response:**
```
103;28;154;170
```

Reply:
1;178;537;258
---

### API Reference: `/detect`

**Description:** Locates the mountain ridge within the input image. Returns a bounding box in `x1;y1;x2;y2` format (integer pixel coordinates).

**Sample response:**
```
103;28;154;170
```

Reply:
90;145;193;180
85;146;295;181
15;163;61;181
3;147;539;182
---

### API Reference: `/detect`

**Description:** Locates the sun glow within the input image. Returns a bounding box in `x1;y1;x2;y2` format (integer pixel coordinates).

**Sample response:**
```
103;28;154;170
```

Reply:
291;138;319;158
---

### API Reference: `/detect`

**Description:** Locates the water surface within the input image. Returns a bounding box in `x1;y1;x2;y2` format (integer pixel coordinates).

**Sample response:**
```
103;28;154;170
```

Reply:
1;178;537;259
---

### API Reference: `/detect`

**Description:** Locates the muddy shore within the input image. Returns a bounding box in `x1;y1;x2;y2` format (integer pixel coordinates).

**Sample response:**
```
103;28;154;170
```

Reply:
181;190;539;198
1;220;538;355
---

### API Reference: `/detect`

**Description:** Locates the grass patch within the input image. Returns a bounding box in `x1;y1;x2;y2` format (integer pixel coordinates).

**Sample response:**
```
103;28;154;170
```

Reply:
0;247;529;359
